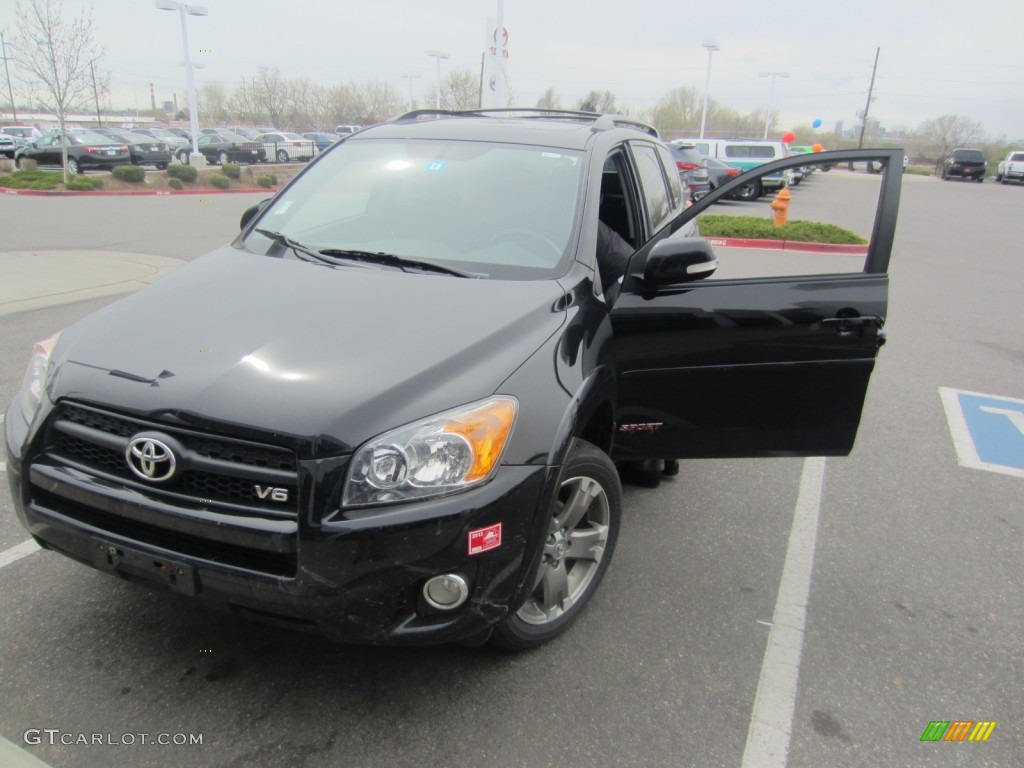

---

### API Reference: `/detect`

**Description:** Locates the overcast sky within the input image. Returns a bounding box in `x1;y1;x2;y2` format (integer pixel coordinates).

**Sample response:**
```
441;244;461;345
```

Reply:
4;0;1023;139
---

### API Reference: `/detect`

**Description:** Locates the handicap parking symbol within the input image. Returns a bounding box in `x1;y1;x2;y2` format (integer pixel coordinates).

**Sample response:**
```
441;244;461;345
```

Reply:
939;388;1024;479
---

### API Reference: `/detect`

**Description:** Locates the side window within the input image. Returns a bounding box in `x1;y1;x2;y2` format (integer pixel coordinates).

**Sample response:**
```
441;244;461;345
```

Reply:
199;135;212;146
599;151;640;248
655;144;685;211
694;142;710;156
631;143;672;233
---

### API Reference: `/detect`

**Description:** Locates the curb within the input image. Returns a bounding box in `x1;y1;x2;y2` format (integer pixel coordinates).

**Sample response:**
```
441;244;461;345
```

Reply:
704;237;869;255
3;187;274;197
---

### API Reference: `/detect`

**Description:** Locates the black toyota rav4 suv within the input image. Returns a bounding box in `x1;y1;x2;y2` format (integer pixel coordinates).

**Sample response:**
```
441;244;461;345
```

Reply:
5;110;903;650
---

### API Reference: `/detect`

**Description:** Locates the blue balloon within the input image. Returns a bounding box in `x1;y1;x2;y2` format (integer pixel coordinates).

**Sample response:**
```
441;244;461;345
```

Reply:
812;118;822;129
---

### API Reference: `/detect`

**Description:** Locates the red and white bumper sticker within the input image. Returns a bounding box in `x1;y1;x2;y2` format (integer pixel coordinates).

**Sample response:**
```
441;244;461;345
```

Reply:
468;523;502;555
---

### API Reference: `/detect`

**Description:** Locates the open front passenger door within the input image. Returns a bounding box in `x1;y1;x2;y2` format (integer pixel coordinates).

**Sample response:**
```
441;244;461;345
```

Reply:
610;148;902;461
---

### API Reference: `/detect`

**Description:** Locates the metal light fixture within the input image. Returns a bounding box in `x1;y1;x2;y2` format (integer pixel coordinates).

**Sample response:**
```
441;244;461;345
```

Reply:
155;0;208;165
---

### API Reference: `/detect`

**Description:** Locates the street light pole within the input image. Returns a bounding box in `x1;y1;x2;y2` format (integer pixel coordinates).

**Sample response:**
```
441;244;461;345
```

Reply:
399;74;421;111
155;1;207;166
426;50;450;111
759;71;789;140
699;40;719;140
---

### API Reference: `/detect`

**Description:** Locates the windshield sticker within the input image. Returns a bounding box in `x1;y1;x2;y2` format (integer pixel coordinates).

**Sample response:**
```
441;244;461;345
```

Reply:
425;161;447;172
273;200;293;214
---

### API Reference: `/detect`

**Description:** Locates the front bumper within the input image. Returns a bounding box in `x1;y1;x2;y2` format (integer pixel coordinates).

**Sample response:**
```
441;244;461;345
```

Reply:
5;401;553;645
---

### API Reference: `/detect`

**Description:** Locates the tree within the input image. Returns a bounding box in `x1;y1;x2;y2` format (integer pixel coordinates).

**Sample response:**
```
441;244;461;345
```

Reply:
13;0;103;182
576;90;616;114
198;81;231;126
251;66;289;128
917;114;983;168
426;69;480;111
536;87;561;110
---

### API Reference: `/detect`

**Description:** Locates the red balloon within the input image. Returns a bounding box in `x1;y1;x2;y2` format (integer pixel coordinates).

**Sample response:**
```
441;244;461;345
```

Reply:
781;131;796;144
812;143;823;152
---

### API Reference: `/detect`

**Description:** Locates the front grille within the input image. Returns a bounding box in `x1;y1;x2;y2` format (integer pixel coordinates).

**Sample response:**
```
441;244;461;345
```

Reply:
32;488;296;576
43;402;300;518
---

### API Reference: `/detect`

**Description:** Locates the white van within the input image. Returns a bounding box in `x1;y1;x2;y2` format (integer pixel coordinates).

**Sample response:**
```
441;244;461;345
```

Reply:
672;138;788;199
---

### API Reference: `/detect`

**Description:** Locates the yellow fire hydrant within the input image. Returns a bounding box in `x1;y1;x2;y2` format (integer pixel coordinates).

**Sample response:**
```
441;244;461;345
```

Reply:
770;187;791;227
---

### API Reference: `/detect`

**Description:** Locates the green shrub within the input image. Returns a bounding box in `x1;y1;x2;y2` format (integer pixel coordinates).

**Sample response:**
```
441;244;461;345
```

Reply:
167;163;198;182
221;162;241;179
256;174;277;188
111;165;146;182
66;176;103;191
209;174;230;189
167;177;183;190
0;169;62;189
698;215;866;244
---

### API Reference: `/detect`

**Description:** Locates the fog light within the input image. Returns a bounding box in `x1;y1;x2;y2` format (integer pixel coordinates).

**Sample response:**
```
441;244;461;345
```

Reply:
423;573;469;611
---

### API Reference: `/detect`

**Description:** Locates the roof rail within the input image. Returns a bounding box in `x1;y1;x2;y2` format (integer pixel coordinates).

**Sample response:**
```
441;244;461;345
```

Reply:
391;108;659;138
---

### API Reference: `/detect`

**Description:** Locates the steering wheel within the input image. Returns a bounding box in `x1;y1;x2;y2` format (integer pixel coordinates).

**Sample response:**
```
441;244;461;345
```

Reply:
488;228;562;259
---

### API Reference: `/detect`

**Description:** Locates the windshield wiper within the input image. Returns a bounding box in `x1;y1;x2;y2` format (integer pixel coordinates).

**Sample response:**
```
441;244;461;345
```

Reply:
317;248;479;278
254;229;336;265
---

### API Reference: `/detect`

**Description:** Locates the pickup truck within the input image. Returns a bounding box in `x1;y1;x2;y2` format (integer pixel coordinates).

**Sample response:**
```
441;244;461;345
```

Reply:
996;151;1024;184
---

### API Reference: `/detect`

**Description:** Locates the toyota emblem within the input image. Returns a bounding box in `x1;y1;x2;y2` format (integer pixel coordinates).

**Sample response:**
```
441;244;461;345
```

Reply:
126;436;177;482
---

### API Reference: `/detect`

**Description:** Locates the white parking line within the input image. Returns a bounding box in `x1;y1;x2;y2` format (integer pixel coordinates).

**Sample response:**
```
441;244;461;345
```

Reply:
741;457;827;768
0;539;40;569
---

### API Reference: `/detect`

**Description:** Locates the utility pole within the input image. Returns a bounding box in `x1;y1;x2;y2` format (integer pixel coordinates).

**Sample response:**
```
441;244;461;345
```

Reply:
91;61;103;126
858;47;880;149
1;30;16;125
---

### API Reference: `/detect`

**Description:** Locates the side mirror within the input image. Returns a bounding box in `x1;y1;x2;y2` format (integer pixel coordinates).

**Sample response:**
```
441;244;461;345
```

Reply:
239;198;271;231
644;237;718;285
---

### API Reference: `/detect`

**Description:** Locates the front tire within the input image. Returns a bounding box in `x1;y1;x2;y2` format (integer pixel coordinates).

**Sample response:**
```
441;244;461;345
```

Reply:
66;157;80;175
178;150;189;165
217;151;229;165
491;439;621;651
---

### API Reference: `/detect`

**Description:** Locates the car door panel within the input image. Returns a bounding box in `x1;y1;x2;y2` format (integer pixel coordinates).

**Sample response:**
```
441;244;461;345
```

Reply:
610;148;902;461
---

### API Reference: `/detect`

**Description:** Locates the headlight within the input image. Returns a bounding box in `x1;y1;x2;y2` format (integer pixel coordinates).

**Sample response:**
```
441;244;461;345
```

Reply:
19;333;60;422
343;396;517;507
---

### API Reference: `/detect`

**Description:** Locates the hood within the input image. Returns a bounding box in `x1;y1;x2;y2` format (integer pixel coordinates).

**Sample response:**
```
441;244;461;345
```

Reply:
50;247;566;452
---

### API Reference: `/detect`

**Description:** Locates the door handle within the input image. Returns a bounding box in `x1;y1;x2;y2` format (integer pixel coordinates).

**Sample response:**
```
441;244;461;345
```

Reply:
822;316;884;337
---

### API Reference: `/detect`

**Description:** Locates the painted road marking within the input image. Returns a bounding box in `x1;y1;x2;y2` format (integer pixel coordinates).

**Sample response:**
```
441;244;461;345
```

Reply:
741;457;826;768
0;539;40;569
939;388;1024;479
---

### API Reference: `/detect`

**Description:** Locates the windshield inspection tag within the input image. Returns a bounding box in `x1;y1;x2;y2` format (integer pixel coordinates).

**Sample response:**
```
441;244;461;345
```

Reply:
468;523;502;555
425;161;446;172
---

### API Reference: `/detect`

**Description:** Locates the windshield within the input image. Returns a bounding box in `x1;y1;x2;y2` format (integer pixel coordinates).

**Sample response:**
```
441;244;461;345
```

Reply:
243;138;585;280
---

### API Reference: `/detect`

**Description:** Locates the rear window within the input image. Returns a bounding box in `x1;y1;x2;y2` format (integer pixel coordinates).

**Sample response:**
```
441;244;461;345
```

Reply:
724;145;777;159
952;149;984;161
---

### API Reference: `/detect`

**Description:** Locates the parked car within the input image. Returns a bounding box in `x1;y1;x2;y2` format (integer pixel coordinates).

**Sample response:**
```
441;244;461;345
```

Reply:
256;132;316;163
189;132;266;165
666;143;710;200
302;132;341;153
995;151;1024;184
1;126;33;156
97;130;172;169
335;124;362;136
128;128;191;155
0;133;18;158
703;155;742;193
674;138;788;199
14;131;130;174
941;148;986;182
3;109;903;650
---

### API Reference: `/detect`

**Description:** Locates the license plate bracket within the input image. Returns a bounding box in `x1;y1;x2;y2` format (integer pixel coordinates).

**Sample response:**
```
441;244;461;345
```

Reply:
90;537;198;596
